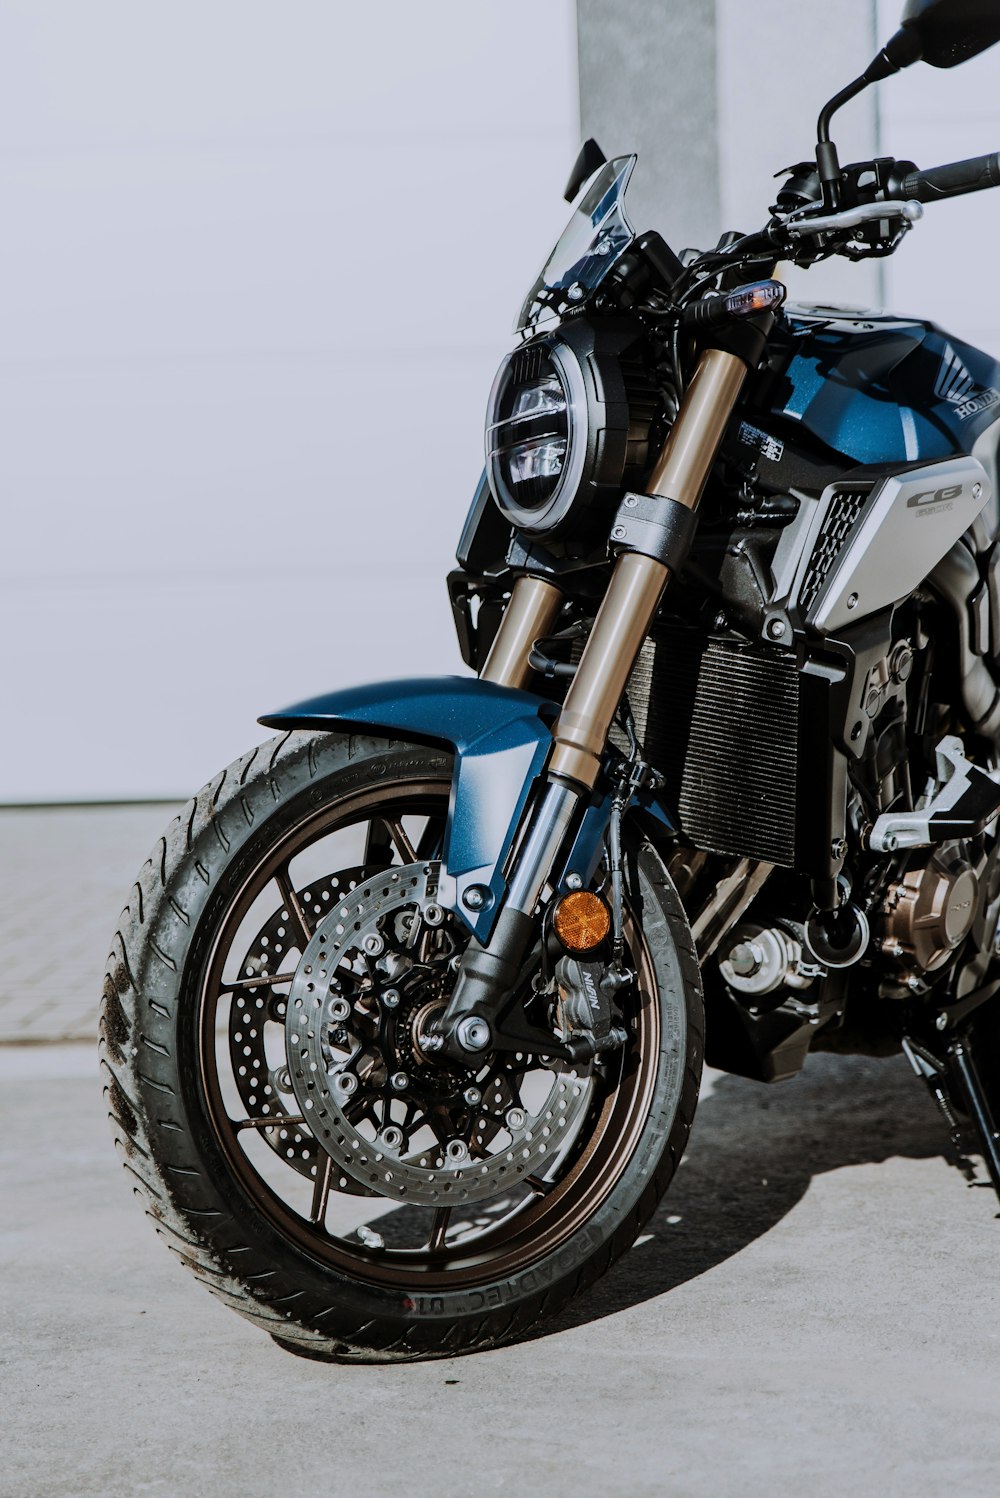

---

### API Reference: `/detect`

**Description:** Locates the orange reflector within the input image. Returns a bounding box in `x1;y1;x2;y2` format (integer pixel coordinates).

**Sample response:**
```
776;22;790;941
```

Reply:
553;890;611;953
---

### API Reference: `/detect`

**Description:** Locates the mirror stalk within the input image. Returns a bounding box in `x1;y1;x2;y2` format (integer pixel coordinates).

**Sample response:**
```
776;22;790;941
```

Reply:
814;27;923;208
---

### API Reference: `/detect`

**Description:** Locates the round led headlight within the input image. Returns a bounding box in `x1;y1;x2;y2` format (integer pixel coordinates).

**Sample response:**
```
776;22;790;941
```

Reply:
484;340;583;534
484;317;660;541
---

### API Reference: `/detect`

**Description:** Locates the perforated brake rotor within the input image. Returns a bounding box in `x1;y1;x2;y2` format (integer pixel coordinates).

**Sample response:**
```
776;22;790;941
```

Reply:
230;902;317;1178
228;866;377;1189
285;861;593;1207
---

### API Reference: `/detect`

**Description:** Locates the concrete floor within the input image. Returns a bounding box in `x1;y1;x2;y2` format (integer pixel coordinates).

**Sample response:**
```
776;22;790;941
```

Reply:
3;803;1000;1494
4;1040;1000;1498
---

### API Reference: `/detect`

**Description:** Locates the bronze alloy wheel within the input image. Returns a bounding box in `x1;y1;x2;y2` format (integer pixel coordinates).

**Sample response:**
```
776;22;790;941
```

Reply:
196;776;662;1289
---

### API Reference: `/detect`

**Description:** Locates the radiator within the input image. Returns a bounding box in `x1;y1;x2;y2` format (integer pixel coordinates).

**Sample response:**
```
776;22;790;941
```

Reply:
621;627;800;868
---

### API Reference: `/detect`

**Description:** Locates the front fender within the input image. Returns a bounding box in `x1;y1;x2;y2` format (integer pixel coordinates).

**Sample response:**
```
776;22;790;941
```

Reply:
260;676;557;941
260;676;678;941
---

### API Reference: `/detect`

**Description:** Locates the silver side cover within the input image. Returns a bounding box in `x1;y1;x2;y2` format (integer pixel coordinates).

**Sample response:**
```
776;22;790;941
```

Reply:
807;456;990;633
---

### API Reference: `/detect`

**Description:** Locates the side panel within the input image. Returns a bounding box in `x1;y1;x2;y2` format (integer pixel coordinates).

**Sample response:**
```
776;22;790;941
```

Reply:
808;457;990;633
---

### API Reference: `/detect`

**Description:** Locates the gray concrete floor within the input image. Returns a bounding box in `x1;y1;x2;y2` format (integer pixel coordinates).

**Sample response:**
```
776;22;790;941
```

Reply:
3;807;1000;1495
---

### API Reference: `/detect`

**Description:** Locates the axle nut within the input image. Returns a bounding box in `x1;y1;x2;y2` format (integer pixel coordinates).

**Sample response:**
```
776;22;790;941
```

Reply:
456;1017;491;1052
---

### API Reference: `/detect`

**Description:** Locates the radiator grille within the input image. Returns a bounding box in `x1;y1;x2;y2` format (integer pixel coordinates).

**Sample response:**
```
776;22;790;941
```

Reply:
799;488;869;613
618;628;799;867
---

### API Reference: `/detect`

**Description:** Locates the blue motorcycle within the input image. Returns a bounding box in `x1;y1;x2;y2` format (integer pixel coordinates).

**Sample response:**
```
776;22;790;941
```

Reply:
102;0;1000;1360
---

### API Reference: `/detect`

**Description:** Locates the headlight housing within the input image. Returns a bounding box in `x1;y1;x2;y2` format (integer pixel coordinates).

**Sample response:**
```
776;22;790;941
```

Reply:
484;317;660;540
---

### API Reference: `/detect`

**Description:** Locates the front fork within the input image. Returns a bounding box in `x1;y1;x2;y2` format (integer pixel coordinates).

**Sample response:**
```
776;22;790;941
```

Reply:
438;348;750;1059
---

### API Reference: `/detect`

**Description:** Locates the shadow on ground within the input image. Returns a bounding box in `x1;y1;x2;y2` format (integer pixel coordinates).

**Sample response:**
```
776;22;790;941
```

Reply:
528;1051;986;1337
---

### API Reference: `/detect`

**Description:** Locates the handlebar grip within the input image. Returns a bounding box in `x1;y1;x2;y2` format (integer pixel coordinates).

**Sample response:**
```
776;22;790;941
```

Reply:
898;152;1000;203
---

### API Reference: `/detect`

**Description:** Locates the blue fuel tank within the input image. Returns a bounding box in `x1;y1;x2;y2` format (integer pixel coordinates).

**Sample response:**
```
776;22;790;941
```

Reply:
767;304;1000;466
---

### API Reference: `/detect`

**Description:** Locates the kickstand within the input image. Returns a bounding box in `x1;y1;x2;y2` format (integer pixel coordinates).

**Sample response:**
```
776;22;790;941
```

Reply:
948;1037;1000;1201
903;1035;1000;1207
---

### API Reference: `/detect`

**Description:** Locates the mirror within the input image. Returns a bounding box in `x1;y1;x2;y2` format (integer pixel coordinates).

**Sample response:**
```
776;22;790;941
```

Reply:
900;0;1000;68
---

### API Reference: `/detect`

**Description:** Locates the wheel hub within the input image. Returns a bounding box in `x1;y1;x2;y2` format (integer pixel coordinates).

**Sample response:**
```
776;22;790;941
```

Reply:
285;861;592;1206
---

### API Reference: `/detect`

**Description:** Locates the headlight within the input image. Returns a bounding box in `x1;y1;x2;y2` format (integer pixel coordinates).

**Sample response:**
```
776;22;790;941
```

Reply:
485;344;579;530
484;318;660;540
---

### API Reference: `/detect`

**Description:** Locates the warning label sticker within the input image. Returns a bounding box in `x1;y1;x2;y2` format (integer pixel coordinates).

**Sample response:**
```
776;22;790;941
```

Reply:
738;422;785;464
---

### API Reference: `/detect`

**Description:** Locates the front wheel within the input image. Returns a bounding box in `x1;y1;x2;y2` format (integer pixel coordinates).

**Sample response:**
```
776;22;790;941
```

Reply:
101;729;702;1360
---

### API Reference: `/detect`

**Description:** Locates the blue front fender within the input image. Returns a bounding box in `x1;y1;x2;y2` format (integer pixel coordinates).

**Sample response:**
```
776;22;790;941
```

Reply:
260;677;558;941
260;675;677;941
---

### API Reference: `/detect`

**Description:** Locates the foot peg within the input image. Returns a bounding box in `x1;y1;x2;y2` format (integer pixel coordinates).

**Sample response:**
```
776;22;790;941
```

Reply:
869;736;1000;852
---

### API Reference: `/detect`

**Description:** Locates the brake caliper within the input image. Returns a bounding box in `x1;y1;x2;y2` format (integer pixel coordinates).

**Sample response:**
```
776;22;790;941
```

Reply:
554;955;629;1059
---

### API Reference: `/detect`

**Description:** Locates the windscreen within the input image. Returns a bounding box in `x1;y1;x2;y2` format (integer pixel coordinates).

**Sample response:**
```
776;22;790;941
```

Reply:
515;154;638;333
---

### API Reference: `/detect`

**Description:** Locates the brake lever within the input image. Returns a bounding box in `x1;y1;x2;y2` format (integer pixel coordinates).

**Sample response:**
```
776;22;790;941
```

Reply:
783;198;922;238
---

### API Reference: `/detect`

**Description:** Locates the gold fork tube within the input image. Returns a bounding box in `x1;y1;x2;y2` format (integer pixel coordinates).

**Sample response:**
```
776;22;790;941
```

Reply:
480;575;564;690
548;552;671;786
646;346;750;499
548;348;749;788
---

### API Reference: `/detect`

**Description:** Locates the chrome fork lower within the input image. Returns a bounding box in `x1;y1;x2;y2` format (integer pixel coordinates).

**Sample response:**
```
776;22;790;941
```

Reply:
506;781;580;914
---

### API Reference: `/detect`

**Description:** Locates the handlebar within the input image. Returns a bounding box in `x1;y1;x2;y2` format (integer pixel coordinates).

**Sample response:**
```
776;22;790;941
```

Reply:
893;151;1000;203
776;149;999;249
678;146;1000;295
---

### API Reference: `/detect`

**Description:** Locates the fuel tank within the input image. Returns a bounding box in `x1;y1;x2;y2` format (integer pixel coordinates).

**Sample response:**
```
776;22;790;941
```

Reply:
727;303;1000;543
765;303;1000;466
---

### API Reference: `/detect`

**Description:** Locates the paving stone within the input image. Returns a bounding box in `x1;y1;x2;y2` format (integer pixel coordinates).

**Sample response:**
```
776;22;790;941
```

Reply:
0;804;182;1043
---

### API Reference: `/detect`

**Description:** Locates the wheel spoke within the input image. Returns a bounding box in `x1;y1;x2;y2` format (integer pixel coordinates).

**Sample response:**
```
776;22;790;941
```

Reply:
235;1113;305;1132
416;818;445;860
429;1207;452;1253
363;814;419;867
310;1155;333;1224
275;864;314;945
222;971;297;993
363;818;393;867
381;816;418;864
203;775;659;1286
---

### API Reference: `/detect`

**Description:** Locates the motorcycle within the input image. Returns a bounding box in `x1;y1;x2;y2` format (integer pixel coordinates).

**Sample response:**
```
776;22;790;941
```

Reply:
102;0;1000;1361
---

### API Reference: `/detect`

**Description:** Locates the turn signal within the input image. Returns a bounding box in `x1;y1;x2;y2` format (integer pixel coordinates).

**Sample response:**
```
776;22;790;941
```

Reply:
553;890;611;953
682;278;786;332
722;279;786;317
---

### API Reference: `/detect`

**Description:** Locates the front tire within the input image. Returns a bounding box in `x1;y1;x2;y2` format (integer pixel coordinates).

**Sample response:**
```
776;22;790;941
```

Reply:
100;729;702;1360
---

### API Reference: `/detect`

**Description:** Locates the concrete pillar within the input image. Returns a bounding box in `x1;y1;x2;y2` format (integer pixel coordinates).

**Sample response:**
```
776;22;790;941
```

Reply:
577;0;880;302
576;0;721;256
717;0;880;304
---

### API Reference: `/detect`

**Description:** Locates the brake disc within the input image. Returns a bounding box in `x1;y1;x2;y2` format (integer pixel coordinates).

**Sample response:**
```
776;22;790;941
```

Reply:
229;865;378;1192
285;862;593;1207
230;901;318;1180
